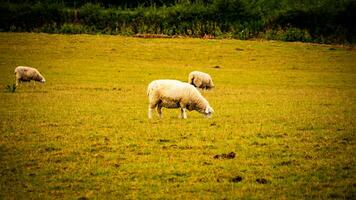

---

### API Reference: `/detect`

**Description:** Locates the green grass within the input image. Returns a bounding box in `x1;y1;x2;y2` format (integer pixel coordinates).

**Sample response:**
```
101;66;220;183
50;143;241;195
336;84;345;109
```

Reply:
0;33;355;199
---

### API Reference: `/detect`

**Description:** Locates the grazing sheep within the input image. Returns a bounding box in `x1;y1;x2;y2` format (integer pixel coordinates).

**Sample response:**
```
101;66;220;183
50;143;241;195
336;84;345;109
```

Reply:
14;66;45;86
188;71;214;90
147;79;214;119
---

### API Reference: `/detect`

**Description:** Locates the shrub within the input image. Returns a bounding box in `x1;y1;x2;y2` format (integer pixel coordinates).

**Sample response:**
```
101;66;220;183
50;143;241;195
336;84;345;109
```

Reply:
79;3;104;28
263;28;312;42
40;23;59;33
280;27;312;42
59;23;86;34
0;0;354;43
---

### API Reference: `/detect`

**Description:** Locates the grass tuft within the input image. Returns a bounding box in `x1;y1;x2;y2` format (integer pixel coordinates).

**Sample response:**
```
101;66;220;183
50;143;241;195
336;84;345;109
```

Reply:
5;84;16;93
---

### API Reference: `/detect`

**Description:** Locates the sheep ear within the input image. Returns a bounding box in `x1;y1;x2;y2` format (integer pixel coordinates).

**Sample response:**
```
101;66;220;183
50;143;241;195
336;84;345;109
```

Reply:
205;107;210;114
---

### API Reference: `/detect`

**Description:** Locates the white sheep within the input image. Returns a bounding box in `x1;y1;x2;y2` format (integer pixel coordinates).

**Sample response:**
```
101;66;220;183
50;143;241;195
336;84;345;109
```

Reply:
188;71;214;90
147;79;214;119
14;66;46;86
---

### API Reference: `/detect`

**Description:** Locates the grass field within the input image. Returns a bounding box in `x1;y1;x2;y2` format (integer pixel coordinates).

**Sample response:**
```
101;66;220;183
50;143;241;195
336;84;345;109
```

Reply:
0;33;355;199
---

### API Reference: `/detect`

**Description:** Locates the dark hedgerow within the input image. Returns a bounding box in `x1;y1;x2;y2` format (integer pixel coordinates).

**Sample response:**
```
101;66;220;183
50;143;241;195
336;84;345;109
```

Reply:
0;0;354;43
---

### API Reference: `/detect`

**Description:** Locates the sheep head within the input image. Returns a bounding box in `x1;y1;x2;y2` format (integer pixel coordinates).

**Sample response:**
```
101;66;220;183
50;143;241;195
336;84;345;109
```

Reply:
40;77;46;83
204;106;214;118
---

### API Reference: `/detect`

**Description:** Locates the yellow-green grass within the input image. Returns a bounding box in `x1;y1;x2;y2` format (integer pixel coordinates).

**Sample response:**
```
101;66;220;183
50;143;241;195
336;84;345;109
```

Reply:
0;33;355;199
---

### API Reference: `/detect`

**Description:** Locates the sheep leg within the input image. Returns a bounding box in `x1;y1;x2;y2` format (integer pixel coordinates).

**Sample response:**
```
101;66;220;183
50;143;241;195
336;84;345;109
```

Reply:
148;105;155;119
179;107;187;119
157;104;163;119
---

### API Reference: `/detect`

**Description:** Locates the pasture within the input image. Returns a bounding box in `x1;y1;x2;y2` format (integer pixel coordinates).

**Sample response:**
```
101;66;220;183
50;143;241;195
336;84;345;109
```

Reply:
0;33;355;199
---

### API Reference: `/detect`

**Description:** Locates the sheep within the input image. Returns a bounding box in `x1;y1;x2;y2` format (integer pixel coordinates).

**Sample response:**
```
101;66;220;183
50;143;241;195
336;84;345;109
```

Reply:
14;66;45;86
147;79;214;119
188;71;214;90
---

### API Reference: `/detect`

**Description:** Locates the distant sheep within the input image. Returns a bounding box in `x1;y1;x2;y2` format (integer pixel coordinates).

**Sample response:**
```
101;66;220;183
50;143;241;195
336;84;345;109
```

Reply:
147;79;214;119
188;71;214;90
14;66;45;86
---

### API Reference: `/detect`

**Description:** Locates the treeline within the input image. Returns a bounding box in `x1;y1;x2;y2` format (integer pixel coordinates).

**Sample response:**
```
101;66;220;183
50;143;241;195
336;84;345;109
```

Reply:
0;0;355;43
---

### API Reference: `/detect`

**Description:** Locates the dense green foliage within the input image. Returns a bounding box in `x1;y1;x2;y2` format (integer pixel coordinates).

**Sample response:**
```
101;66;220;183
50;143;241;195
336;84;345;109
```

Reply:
0;0;355;43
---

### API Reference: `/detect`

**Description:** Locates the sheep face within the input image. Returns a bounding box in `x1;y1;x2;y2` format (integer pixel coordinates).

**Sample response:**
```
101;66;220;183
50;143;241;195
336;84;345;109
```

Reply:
198;106;214;118
35;74;46;83
40;77;46;83
202;106;214;118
